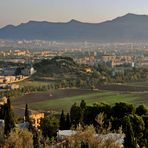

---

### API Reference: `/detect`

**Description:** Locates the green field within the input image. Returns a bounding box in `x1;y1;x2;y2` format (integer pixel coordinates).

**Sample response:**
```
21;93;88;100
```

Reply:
29;92;136;111
13;79;148;113
16;90;146;112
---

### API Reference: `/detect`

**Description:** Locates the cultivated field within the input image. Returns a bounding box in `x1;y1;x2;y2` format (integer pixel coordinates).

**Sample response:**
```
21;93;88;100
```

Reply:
11;79;148;116
12;88;148;113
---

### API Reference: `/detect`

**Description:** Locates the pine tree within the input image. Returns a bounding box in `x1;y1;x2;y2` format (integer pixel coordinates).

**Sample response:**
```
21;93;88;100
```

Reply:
80;100;86;125
65;113;71;130
59;110;65;130
4;98;15;136
25;104;30;122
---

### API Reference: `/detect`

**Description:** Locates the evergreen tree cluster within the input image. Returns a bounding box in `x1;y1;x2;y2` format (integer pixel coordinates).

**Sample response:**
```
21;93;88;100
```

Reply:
69;101;148;148
59;110;71;130
0;96;147;148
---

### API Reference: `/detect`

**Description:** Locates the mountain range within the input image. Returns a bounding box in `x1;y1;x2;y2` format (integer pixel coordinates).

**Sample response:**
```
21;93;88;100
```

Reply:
1;13;148;42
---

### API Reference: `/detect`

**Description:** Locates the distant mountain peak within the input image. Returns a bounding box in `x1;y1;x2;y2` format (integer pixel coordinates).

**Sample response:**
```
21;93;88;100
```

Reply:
112;13;148;23
125;13;137;16
122;13;148;18
2;24;15;30
68;19;82;23
1;13;148;42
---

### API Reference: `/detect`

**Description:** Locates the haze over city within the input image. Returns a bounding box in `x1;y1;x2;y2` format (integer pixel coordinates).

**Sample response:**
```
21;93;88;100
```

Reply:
1;0;148;27
0;1;148;148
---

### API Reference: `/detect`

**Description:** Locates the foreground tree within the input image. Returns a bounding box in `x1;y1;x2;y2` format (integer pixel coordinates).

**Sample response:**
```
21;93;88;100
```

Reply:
80;100;86;125
4;128;33;148
40;115;59;139
112;102;135;119
59;110;66;130
70;103;81;128
4;98;15;136
24;104;30;122
123;115;145;148
66;125;124;148
123;115;136;148
142;115;148;147
136;104;148;116
65;113;71;130
111;102;135;130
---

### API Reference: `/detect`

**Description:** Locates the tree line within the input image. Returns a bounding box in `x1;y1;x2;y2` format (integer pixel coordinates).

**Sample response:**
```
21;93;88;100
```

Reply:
0;97;148;147
60;101;148;148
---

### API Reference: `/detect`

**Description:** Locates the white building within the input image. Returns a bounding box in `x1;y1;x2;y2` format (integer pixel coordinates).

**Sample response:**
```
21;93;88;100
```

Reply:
57;130;76;140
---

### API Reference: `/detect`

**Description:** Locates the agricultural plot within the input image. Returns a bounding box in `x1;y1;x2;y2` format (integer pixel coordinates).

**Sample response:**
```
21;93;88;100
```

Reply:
12;88;148;112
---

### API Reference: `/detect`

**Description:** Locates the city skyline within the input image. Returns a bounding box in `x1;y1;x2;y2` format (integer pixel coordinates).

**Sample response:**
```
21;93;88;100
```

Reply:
1;0;148;27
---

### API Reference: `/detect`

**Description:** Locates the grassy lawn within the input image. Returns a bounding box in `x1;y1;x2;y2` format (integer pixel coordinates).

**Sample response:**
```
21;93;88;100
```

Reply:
28;91;140;111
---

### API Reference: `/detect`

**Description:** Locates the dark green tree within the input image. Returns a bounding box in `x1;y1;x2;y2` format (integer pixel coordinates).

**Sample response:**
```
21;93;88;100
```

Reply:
59;110;66;130
4;98;15;136
130;115;145;147
65;113;71;130
70;103;81;128
123;114;145;148
80;100;86;125
83;103;111;127
80;100;86;111
136;105;148;116
112;102;135;118
25;104;30;122
111;102;135;130
123;115;136;148
40;115;59;139
142;115;148;147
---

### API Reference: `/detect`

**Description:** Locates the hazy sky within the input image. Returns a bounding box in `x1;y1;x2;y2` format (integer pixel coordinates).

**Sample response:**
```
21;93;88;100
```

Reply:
0;0;148;27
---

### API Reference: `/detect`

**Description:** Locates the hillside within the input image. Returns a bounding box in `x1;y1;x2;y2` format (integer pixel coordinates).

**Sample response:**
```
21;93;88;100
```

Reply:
1;13;148;42
33;56;92;80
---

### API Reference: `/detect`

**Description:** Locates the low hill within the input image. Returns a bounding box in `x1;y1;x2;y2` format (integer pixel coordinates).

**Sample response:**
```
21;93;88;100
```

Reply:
33;56;92;80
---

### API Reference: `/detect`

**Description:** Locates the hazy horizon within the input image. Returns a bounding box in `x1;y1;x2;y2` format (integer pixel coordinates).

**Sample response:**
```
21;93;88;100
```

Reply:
1;0;148;27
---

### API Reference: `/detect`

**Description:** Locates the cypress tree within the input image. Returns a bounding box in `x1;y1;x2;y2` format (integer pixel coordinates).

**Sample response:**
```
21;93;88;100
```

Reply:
65;113;71;130
25;104;30;122
59;110;65;130
4;98;15;136
80;100;86;125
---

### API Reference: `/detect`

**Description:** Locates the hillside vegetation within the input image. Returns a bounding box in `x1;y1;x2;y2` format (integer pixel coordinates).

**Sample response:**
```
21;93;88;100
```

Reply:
33;56;93;81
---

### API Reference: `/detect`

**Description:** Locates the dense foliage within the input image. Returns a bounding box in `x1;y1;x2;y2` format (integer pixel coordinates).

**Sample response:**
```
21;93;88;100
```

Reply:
68;101;148;147
0;97;148;147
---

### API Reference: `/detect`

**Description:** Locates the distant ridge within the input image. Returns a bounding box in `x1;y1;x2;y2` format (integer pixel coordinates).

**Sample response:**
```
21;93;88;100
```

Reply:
1;13;148;42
